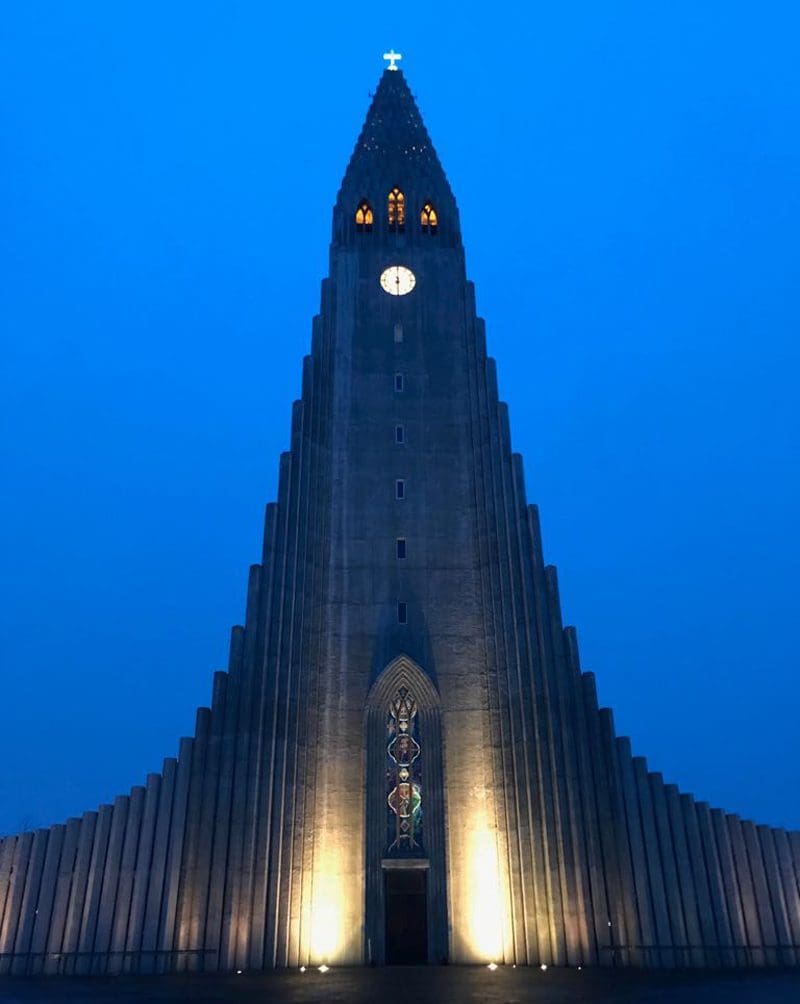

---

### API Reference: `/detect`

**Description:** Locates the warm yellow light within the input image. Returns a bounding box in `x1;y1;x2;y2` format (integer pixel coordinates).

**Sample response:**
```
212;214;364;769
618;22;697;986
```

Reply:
487;962;498;971
309;866;345;962
467;828;505;960
318;964;330;973
300;966;306;972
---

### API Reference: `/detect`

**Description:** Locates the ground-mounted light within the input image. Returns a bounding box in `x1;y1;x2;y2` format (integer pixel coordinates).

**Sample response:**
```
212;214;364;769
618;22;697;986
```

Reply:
300;966;306;972
318;964;330;973
540;963;548;971
487;962;498;971
236;969;243;975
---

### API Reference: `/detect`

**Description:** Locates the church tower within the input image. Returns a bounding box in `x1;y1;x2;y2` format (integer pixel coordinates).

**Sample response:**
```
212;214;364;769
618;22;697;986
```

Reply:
1;64;799;975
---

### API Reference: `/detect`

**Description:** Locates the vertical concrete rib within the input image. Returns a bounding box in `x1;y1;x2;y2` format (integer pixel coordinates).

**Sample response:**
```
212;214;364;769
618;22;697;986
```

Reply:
471;341;531;964
157;737;194;970
728;814;763;964
0;838;17;960
759;826;794;965
44;818;80;973
565;641;610;966
711;809;748;964
125;774;161;971
175;708;212;969
741;819;777;964
774;829;800;964
616;740;655;964
681;795;717;965
205;628;245;971
696;802;734;966
599;710;638;965
648;775;687;965
141;760;175;971
543;564;594;963
525;504;567;963
581;677;627;964
12;828;49;974
0;833;33;974
76;804;112;974
664;785;702;966
92;794;129;973
187;676;227;969
108;785;144;974
28;825;64;974
60;812;97;974
632;759;672;967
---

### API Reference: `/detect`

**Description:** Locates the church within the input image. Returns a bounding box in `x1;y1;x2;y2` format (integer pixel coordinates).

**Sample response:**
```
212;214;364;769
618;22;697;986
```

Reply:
1;59;799;975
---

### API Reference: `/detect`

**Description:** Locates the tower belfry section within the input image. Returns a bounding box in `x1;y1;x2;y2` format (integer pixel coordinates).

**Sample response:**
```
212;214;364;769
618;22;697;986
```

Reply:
1;67;799;974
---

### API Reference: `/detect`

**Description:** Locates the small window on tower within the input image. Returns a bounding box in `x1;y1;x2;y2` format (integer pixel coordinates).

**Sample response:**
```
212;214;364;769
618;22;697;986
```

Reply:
420;201;438;233
394;323;403;344
355;199;374;231
388;188;405;230
395;479;406;500
396;537;407;559
397;601;408;624
395;425;405;444
395;373;404;392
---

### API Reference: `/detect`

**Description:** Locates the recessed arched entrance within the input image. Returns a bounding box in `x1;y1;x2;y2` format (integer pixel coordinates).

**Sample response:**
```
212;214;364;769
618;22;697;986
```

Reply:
364;656;448;964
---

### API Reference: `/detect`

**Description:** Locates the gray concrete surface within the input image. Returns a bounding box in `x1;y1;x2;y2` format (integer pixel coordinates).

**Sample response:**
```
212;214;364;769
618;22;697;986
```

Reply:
2;966;800;1003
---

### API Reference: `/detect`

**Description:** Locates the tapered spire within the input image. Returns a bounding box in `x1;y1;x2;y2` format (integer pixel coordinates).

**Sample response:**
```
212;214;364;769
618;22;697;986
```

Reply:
339;69;453;200
335;67;459;247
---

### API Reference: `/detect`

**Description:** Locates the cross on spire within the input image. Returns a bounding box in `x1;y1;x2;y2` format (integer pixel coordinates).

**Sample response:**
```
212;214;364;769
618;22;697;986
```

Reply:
383;49;402;71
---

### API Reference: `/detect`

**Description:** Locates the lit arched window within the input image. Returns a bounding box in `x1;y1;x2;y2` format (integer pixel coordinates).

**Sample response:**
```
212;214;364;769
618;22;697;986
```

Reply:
420;202;438;232
355;199;374;231
388;187;405;229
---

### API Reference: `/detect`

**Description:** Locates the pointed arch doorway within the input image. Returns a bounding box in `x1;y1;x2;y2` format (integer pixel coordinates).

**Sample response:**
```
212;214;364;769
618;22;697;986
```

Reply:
364;656;448;964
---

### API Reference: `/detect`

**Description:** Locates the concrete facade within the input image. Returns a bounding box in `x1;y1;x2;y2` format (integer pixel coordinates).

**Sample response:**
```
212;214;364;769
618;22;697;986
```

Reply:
1;68;798;974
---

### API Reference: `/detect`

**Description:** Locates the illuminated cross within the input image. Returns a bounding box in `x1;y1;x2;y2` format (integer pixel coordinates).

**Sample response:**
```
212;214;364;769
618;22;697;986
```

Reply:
383;49;402;71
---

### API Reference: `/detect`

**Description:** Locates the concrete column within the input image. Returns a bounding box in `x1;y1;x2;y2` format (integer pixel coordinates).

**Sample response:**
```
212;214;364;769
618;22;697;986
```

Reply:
28;823;66;973
60;811;97;974
616;739;656;964
92;795;129;973
741;819;777;964
711;808;748;965
695;802;734;966
76;804;113;974
141;760;176;971
632;760;672;966
44;817;81;973
758;826;795;965
12;828;49;974
773;829;800;963
0;833;32;973
681;795;717;965
158;736;194;970
125;774;161;972
663;785;702;966
727;814;763;964
648;775;688;965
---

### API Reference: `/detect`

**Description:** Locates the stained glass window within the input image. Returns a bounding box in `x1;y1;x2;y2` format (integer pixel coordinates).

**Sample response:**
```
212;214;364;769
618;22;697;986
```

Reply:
420;201;438;232
386;686;423;853
355;199;374;230
388;188;405;229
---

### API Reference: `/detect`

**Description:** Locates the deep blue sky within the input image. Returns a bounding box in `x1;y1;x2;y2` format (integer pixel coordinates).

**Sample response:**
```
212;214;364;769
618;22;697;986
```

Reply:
1;3;798;837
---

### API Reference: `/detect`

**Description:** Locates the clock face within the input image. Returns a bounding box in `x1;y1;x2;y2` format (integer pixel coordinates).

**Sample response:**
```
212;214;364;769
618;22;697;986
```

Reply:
380;265;416;296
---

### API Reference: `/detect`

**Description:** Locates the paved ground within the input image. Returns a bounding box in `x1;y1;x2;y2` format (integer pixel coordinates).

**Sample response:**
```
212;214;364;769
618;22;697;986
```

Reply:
1;966;799;1003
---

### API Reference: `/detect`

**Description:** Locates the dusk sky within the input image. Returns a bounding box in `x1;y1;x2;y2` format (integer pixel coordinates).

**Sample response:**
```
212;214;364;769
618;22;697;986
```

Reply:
1;2;798;837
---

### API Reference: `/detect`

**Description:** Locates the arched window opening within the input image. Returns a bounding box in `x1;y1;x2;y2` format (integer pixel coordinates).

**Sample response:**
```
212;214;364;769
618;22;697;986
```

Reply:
386;686;423;854
388;188;405;230
420;202;438;233
355;199;374;231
